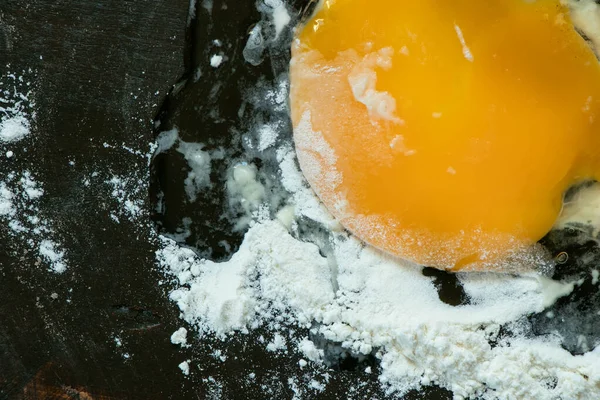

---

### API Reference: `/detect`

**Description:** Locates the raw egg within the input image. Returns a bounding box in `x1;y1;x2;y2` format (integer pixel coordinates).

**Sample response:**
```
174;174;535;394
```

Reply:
289;0;600;270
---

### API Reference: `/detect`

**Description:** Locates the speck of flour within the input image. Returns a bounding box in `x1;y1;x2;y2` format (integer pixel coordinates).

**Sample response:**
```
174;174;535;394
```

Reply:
179;360;191;376
171;327;189;348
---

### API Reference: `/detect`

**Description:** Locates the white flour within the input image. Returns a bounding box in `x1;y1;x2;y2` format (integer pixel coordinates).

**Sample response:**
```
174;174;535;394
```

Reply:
152;1;600;398
106;175;145;222
179;360;191;375
0;1;594;398
0;169;70;273
0;115;30;143
210;54;224;68
171;327;189;347
0;70;69;274
0;69;35;144
154;128;224;203
157;141;599;398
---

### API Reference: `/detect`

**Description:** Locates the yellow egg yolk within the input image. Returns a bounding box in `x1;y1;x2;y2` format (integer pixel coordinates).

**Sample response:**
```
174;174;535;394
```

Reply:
289;0;600;271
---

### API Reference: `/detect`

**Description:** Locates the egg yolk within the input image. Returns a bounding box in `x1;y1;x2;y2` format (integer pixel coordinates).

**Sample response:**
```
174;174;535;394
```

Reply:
290;0;600;270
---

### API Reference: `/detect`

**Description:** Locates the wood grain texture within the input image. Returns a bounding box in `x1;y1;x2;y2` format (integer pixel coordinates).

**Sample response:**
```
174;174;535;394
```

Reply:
0;1;190;399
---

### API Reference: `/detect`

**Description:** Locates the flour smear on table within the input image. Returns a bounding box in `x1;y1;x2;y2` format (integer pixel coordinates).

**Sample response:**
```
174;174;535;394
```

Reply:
154;2;600;399
0;69;69;273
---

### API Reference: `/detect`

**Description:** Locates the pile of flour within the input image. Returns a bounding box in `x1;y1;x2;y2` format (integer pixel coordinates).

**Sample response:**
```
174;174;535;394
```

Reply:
155;1;600;398
158;135;599;398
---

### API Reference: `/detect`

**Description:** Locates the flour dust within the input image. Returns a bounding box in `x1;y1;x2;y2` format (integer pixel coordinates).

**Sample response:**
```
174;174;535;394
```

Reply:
151;1;600;399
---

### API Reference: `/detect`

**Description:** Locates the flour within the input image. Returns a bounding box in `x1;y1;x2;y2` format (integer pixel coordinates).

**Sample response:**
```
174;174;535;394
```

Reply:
266;333;288;352
257;123;279;151
0;72;67;273
154;128;226;203
0;169;69;273
0;115;30;143
297;338;324;362
0;69;35;144
555;181;600;234
226;163;267;230
454;24;474;62
347;47;404;124
0;72;67;272
38;240;67;274
155;1;600;398
178;141;213;202
242;0;292;66
106;175;145;221
187;0;197;25
389;134;416;156
565;0;600;55
265;0;291;38
171;327;189;347
0;182;14;216
179;360;191;375
157;147;595;398
210;54;223;68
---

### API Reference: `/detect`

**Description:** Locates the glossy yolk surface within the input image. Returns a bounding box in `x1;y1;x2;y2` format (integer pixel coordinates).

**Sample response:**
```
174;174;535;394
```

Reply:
290;0;600;270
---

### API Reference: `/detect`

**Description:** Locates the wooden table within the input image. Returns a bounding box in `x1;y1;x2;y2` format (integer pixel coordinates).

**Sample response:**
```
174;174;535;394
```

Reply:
4;1;596;399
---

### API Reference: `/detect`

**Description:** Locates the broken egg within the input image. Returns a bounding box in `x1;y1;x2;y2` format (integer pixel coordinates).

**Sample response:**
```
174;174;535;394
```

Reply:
290;0;600;270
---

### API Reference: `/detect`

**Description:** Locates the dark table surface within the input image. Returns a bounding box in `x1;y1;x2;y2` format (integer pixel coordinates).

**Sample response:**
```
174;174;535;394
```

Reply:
0;1;191;399
1;1;598;399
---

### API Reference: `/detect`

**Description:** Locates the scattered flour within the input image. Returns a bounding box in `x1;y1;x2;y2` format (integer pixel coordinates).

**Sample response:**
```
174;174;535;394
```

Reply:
298;338;324;363
266;333;288;353
178;140;214;202
106;175;145;221
0;70;68;273
257;123;279;151
242;0;292;66
156;138;596;398
38;239;67;274
153;2;600;398
389;134;416;156
153;128;224;203
0;182;14;216
0;170;69;273
566;0;600;55
555;181;600;233
187;0;197;25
